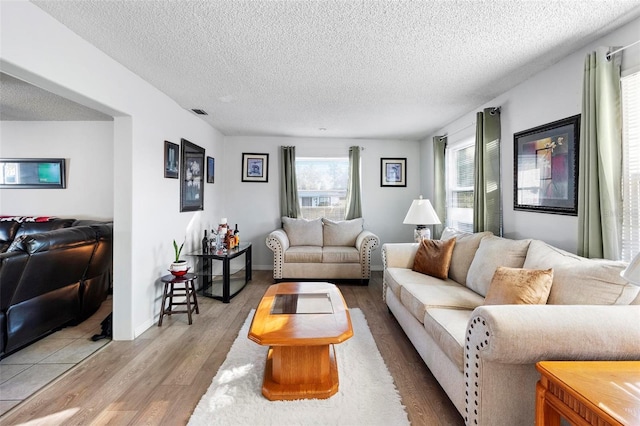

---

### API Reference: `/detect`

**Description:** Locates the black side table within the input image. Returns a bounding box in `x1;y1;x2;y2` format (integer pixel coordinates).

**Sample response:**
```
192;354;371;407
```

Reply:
188;242;252;303
158;273;199;326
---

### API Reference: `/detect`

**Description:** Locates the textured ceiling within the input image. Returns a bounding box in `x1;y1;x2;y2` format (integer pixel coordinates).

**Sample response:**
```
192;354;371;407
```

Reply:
11;1;640;139
0;73;113;121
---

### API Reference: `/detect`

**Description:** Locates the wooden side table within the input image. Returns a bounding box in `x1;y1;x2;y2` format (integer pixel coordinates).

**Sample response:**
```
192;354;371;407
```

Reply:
158;273;199;326
536;360;640;426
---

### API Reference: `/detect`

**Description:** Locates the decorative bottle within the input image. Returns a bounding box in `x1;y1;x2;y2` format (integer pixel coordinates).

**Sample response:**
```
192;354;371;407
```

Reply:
234;224;240;246
202;230;209;253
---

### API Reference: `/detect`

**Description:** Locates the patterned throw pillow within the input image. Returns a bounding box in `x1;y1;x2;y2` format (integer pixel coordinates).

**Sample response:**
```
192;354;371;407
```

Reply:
412;238;456;280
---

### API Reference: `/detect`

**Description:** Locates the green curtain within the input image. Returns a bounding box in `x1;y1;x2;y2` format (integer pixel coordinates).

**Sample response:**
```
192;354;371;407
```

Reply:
345;146;362;219
433;136;447;239
473;108;502;235
279;146;300;218
578;47;622;260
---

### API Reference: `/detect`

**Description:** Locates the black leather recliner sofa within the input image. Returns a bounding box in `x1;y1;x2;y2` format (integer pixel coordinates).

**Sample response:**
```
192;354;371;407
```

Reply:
0;218;112;358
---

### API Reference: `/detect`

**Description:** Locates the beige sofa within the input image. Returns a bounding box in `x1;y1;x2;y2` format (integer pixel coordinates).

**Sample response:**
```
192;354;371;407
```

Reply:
382;228;640;426
266;217;380;284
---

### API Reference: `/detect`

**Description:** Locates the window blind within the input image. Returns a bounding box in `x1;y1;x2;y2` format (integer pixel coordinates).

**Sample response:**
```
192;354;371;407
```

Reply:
446;139;475;232
621;71;640;262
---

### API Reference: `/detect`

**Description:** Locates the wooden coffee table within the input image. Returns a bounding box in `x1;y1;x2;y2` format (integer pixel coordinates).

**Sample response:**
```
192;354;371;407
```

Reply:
248;282;353;401
536;360;640;426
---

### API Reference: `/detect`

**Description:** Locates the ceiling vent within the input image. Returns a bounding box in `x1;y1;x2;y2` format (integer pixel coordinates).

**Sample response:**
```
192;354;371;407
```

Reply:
191;108;208;115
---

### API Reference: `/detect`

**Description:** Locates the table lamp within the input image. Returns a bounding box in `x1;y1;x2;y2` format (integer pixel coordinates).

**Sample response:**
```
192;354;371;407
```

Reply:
403;195;441;242
621;252;640;286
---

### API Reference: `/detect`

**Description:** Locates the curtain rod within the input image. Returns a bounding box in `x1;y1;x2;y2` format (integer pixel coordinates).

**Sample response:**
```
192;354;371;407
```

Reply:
607;39;640;61
438;107;501;141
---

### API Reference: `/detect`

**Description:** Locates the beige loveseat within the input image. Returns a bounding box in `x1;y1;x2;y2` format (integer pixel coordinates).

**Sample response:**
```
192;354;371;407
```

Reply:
382;228;640;426
266;217;380;284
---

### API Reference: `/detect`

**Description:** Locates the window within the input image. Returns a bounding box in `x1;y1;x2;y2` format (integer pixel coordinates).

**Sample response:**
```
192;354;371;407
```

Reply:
621;70;640;262
446;138;475;232
295;157;349;221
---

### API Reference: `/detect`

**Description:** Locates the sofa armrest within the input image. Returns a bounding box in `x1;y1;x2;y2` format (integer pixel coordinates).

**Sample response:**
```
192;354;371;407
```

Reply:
355;230;380;279
265;229;290;279
381;243;419;269
468;305;640;363
464;304;640;426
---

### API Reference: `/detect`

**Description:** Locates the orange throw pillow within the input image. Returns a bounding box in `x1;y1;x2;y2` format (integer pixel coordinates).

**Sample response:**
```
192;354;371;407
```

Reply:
484;266;554;305
412;238;456;280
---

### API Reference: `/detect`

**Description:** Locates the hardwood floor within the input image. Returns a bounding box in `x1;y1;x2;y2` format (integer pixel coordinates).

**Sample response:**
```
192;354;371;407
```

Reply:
0;271;463;426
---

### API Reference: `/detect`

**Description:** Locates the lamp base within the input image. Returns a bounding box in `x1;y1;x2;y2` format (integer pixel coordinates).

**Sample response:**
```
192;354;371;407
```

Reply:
414;226;431;242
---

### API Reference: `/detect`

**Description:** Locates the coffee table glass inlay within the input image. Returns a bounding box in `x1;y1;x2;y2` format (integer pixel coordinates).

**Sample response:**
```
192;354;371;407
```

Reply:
248;282;353;401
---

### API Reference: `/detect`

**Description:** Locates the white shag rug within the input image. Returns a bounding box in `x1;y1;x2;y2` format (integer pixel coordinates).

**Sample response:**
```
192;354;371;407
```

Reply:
188;308;409;426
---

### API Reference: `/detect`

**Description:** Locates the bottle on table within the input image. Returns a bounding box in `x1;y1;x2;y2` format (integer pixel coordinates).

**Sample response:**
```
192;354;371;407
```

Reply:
202;230;209;253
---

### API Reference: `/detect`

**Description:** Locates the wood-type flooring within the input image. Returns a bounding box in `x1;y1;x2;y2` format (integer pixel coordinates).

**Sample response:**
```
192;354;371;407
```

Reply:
0;270;463;426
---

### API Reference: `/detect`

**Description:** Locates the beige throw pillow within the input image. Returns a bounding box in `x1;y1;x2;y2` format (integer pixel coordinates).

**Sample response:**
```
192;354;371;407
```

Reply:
412;238;456;280
440;228;493;285
484;266;554;305
282;217;323;246
322;218;364;246
466;236;532;296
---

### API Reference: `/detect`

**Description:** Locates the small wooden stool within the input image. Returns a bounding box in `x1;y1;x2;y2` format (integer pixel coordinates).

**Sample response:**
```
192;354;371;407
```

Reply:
158;273;199;326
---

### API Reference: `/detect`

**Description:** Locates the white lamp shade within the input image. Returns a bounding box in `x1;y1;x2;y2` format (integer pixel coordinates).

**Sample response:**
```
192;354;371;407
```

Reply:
403;196;441;225
621;252;640;286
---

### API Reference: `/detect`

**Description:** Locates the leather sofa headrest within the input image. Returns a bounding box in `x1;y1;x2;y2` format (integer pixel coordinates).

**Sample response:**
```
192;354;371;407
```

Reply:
21;227;98;254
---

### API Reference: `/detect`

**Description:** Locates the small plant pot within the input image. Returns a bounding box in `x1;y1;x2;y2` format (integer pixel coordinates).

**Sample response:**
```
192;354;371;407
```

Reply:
170;260;189;276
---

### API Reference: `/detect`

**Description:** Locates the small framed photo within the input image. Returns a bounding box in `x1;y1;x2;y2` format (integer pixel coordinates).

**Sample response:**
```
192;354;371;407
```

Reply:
514;114;580;215
207;156;215;183
164;141;179;179
242;153;269;183
381;158;406;187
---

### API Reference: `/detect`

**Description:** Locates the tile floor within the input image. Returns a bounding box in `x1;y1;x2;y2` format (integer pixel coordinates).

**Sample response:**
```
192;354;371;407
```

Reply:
0;297;112;416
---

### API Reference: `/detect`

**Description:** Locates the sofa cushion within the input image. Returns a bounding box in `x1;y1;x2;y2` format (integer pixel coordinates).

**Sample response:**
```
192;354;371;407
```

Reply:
284;246;323;263
423;308;473;372
282;217;323;247
384;267;416;299
484;266;554;305
524;240;640;305
412;238;456;280
399;278;484;323
466;236;531;297
322;246;359;263
322;218;363;246
441;228;493;286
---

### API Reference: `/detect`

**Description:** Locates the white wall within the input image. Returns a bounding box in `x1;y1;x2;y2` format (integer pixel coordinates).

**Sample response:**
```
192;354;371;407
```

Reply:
0;121;114;220
1;1;226;340
421;17;640;253
224;136;421;270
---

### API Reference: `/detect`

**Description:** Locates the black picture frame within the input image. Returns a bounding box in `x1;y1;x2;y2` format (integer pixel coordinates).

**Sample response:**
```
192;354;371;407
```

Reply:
513;114;580;215
242;153;269;182
207;156;215;184
380;158;406;187
180;138;205;212
0;158;66;189
164;141;179;179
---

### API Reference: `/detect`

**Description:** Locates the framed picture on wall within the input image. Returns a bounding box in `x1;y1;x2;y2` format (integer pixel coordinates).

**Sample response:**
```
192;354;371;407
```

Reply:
513;114;580;215
164;141;179;179
380;158;406;187
180;138;205;212
242;153;269;182
0;158;66;189
207;156;215;183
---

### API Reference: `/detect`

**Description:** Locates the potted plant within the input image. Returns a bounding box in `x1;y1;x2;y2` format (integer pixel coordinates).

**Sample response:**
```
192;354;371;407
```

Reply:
170;239;189;276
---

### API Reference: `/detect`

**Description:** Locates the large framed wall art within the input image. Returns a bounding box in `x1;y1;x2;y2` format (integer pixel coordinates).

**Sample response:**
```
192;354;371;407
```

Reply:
513;114;580;215
0;158;66;189
180;138;205;212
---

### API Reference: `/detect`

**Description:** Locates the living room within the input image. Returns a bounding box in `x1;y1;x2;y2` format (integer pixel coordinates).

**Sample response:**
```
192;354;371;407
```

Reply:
1;1;639;424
